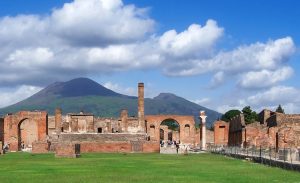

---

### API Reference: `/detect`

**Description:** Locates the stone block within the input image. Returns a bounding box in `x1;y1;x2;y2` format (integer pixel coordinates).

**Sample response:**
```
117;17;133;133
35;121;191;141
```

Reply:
32;141;49;154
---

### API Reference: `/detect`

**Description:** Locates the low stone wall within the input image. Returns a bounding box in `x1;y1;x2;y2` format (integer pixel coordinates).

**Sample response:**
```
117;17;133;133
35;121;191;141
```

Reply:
32;141;49;154
55;143;76;158
54;141;159;156
58;133;147;142
0;141;3;155
53;133;159;156
142;142;160;153
80;142;132;153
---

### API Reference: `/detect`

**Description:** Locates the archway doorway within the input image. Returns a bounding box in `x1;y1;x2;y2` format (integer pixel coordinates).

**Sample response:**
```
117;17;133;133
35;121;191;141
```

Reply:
18;119;38;151
160;119;180;145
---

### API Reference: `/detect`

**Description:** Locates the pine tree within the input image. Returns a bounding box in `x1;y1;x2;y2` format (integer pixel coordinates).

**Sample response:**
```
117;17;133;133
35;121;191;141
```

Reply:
242;106;258;124
276;104;285;113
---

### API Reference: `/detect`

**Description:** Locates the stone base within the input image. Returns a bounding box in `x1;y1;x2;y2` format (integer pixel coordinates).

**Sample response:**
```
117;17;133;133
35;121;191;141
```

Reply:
32;141;49;154
55;143;79;158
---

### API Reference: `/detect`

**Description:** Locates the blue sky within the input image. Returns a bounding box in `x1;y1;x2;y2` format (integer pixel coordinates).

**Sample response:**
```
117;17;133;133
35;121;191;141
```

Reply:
0;0;299;113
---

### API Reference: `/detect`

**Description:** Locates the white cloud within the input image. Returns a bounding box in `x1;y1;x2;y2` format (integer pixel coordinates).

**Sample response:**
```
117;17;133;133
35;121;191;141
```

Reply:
5;47;54;69
0;85;42;108
103;82;136;96
238;66;293;89
246;86;300;106
0;0;298;113
210;71;225;88
193;98;212;106
217;86;300;114
51;0;154;46
159;20;223;58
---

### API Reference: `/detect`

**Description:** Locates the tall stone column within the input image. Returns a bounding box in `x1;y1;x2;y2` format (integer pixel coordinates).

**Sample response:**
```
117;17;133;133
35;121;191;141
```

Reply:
55;108;62;134
138;83;145;132
200;111;207;150
121;109;128;132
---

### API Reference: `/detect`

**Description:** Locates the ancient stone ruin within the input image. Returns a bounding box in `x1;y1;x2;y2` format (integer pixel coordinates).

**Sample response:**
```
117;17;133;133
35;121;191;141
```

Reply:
0;83;210;157
214;109;300;150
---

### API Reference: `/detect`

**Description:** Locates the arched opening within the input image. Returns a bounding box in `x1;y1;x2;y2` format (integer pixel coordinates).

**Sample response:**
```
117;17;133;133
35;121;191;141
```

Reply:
160;119;180;145
160;129;164;141
18;118;38;151
150;125;155;139
184;124;190;137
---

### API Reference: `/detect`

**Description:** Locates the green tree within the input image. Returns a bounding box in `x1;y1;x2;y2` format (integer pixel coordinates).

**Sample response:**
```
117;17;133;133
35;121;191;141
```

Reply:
221;109;241;122
275;104;285;113
242;106;258;124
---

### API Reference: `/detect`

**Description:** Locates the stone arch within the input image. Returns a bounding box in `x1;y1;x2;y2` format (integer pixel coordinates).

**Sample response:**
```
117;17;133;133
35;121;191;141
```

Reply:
184;124;190;137
160;119;180;142
145;115;196;145
18;118;38;150
3;111;48;151
149;125;155;139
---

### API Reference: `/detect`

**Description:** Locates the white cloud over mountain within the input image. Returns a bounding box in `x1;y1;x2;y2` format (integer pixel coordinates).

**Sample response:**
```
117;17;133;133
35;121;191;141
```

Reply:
0;0;298;113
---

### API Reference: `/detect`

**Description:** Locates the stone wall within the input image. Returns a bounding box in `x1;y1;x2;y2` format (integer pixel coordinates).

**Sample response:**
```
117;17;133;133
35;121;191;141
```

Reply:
32;142;49;154
54;133;159;156
258;109;274;125
214;120;228;146
55;143;76;158
145;115;196;145
80;142;132;153
58;133;147;142
226;110;300;149
0;118;4;147
3;111;48;151
228;114;245;147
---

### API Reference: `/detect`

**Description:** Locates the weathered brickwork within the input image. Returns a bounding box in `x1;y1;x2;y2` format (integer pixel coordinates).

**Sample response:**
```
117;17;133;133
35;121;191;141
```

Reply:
3;111;48;151
145;115;197;145
55;143;76;158
32;142;49;154
214;120;228;146
218;109;300;149
0;118;4;147
1;82;206;155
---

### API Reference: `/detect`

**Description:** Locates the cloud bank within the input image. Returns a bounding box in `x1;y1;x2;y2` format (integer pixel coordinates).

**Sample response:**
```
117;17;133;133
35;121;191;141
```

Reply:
0;0;298;113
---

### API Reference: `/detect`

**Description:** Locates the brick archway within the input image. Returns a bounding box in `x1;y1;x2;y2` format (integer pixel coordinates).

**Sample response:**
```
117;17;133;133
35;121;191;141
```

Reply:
160;119;180;142
18;118;39;150
4;111;48;151
145;115;196;145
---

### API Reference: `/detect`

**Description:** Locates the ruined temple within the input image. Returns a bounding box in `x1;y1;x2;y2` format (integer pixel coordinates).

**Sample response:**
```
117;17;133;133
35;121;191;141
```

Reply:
0;83;210;156
214;109;300;150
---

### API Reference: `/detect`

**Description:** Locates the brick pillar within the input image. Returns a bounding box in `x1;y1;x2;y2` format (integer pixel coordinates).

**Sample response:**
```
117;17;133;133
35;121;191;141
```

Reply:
55;108;62;134
138;83;145;132
121;109;128;132
200;111;207;150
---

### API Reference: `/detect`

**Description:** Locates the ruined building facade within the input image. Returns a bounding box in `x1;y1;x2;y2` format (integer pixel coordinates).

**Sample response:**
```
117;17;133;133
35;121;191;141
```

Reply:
0;83;209;156
214;109;300;150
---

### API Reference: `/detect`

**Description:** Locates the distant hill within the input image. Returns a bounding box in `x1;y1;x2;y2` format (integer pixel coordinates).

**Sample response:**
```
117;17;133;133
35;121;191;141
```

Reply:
0;78;222;127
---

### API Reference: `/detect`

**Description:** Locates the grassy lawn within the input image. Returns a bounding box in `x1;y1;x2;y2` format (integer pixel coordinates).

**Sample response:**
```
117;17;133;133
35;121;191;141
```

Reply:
0;153;299;183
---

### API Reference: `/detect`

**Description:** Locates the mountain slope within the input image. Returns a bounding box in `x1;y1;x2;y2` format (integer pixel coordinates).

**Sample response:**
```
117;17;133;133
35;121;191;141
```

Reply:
0;78;222;127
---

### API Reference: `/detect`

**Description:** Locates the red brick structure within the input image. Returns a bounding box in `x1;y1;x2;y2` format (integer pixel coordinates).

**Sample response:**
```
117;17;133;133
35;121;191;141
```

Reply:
224;109;300;149
0;118;4;148
1;82;206;155
145;115;197;145
214;120;228;146
3;111;48;151
54;133;160;157
32;141;49;154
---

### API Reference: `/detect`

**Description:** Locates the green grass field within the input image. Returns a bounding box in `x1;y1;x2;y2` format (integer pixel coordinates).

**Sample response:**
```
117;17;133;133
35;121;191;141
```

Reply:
0;153;299;183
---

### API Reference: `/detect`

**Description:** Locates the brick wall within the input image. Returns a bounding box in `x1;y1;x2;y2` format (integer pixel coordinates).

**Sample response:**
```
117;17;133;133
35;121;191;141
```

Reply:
55;143;76;158
32;142;49;154
0;118;3;147
58;133;147;142
214;121;228;146
80;142;132;153
142;142;160;153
